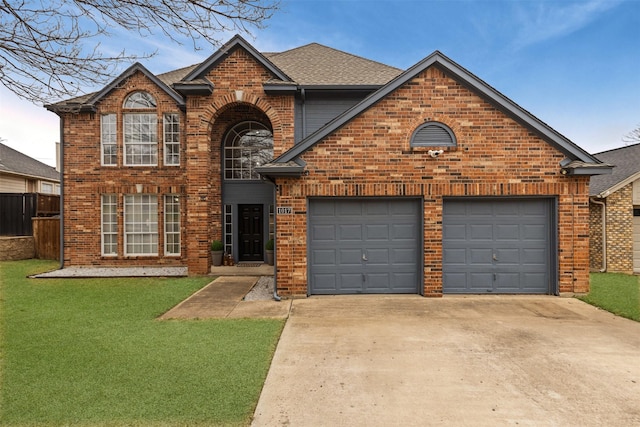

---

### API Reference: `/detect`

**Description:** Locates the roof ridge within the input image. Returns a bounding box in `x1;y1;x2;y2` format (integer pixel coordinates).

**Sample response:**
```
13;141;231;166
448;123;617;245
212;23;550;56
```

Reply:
593;141;640;156
271;42;401;71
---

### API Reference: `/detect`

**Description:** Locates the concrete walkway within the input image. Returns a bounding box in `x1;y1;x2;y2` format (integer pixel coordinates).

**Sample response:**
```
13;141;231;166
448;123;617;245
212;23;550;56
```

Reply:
252;295;640;426
159;276;291;319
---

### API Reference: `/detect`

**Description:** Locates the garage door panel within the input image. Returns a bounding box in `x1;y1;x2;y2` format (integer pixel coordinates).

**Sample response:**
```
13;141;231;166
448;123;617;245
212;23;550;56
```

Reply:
443;248;466;264
495;224;519;240
366;224;389;240
339;224;362;240
471;224;493;240
311;224;335;240
309;199;421;295
312;249;336;265
339;249;362;265
443;199;552;294
443;224;467;240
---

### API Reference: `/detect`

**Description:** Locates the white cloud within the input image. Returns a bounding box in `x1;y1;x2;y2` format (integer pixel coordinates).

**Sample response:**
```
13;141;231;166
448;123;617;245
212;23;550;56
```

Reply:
511;0;623;50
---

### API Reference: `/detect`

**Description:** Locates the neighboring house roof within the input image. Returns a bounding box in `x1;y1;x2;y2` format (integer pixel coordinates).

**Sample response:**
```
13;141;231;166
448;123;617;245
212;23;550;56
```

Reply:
0;143;59;182
269;51;609;173
590;143;640;197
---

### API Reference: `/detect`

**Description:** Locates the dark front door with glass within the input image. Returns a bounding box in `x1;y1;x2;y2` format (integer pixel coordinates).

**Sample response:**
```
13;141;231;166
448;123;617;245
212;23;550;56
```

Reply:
239;204;263;261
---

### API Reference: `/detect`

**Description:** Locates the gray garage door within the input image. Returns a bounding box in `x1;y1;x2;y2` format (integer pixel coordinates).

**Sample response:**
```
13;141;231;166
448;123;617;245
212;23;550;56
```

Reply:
309;198;421;295
442;198;554;294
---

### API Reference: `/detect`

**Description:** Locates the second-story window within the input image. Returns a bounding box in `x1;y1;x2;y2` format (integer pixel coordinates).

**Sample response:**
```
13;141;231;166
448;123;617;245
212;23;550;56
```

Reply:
101;114;117;165
164;113;180;166
123;91;158;166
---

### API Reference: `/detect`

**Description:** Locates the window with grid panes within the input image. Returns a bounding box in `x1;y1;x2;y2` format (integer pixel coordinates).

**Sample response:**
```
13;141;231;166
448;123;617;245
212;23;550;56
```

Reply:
124;194;158;255
101;114;117;165
164;195;180;255
101;194;117;256
164;113;180;166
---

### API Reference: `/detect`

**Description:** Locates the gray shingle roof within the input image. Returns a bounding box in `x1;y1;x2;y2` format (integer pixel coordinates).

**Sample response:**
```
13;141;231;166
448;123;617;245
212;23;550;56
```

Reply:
47;39;402;110
0;143;60;182
590;143;640;196
265;43;402;86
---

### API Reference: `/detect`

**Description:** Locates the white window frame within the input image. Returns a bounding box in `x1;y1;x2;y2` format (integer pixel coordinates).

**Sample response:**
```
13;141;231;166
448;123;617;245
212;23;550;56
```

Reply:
101;113;117;166
163;113;180;166
123;113;158;166
40;182;54;194
164;195;181;256
124;194;158;256
101;194;118;256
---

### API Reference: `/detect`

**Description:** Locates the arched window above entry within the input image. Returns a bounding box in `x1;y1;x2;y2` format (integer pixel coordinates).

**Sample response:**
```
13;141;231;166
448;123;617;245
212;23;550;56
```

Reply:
410;121;457;147
123;91;157;109
224;121;274;180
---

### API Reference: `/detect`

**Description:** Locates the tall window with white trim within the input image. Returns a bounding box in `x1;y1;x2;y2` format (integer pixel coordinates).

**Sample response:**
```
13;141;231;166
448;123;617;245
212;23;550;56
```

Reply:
101;114;117;165
164;195;180;256
124;194;158;255
123;91;158;166
164;113;180;166
101;194;117;256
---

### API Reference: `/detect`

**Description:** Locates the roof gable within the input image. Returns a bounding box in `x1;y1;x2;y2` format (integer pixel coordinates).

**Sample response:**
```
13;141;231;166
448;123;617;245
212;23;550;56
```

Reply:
0;143;59;182
183;34;291;83
87;63;185;109
590;143;640;197
274;51;604;168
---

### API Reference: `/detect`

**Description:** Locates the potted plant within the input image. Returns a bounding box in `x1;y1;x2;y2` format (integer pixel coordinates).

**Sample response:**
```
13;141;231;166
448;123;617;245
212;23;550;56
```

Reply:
210;240;224;266
265;239;274;266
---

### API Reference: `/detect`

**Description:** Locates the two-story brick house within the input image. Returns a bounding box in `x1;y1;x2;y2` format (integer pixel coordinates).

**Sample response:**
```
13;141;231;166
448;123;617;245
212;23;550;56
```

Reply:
46;35;610;297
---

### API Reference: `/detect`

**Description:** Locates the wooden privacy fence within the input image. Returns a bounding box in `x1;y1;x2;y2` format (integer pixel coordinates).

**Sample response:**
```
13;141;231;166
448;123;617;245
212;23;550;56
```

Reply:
32;217;60;260
0;193;60;236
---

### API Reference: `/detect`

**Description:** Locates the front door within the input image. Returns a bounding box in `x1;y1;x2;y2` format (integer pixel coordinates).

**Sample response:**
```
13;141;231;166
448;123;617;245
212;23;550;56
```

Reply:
239;204;263;262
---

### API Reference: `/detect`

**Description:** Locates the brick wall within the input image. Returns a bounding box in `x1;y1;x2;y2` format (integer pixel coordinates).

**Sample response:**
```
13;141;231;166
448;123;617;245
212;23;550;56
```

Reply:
274;66;591;296
603;184;634;273
589;200;604;271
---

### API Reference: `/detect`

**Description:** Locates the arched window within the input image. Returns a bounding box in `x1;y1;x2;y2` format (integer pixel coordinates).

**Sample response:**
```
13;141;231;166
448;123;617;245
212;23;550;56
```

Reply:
410;121;457;147
123;91;158;165
224;121;273;180
123;91;157;109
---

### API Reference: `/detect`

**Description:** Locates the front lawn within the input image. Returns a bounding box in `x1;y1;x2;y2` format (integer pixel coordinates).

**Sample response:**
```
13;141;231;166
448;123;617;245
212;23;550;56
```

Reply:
0;260;284;426
580;273;640;321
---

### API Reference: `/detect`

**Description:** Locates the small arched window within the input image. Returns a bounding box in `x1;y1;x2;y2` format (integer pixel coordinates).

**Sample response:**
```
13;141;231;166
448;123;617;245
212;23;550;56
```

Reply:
123;91;157;109
224;121;273;180
410;121;456;147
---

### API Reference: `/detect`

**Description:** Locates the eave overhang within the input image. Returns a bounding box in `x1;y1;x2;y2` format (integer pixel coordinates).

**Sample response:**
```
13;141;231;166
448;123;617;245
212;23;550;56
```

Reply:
560;160;613;176
173;80;214;96
255;160;306;178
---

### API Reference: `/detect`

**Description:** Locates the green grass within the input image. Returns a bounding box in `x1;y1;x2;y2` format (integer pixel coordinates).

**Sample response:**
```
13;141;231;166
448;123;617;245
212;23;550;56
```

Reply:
0;260;284;426
580;273;640;321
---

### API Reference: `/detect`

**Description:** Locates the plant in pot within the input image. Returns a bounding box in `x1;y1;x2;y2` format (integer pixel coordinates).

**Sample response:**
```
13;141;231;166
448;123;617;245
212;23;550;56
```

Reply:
210;240;224;266
265;238;274;266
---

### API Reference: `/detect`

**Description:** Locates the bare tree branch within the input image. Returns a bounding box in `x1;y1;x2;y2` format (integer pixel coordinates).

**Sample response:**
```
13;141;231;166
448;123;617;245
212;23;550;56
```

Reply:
0;0;280;104
622;126;640;144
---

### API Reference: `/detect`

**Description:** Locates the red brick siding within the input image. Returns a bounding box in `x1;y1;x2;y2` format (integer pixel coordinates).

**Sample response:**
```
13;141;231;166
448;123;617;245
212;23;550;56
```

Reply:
274;66;590;296
60;48;293;272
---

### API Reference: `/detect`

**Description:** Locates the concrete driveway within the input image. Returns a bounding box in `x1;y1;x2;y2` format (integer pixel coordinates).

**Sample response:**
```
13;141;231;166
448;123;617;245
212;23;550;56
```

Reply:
252;296;640;426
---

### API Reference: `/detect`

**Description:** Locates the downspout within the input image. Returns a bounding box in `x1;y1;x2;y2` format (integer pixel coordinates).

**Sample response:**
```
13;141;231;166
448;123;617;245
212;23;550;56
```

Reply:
590;197;606;272
58;115;64;269
264;175;281;301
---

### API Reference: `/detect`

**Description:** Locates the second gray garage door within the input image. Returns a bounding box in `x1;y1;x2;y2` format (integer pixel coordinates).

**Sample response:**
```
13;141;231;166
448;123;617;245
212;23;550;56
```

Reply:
442;198;555;294
308;198;421;295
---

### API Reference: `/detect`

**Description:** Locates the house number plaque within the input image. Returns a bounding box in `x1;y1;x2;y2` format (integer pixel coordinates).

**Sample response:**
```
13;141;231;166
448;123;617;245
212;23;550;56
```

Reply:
277;207;293;215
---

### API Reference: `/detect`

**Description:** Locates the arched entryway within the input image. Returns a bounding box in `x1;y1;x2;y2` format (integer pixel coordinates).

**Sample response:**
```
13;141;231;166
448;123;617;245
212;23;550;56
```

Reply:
211;104;275;263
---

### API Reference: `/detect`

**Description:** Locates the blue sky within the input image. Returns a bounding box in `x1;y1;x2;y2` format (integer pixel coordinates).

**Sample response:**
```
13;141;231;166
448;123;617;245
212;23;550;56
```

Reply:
0;0;638;167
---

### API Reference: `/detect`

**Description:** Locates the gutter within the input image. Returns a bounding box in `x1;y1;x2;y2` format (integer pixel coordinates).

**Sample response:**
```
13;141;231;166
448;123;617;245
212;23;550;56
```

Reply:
590;197;606;272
